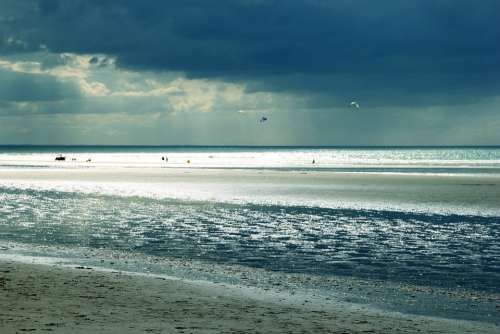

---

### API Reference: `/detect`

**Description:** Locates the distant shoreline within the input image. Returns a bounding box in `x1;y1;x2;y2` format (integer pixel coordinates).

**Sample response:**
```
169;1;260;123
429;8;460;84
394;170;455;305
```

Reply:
1;144;500;149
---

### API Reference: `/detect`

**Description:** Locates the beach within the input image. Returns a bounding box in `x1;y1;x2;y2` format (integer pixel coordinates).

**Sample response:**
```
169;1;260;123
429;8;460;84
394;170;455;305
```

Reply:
2;0;500;330
1;146;500;333
1;260;498;334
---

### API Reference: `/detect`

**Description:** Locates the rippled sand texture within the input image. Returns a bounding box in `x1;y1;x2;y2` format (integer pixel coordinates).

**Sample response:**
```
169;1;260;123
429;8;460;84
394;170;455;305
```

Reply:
1;261;497;334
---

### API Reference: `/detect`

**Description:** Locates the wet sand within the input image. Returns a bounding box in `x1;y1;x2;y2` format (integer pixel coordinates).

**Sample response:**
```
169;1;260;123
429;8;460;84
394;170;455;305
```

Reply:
0;260;498;334
1;167;500;216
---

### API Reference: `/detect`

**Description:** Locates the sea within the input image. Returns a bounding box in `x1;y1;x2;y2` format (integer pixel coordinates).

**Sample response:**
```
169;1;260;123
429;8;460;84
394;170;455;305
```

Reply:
1;145;500;172
0;146;499;324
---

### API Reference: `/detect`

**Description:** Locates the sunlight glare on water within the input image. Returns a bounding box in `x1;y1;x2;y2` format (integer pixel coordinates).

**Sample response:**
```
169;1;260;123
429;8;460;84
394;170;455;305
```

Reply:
0;187;498;293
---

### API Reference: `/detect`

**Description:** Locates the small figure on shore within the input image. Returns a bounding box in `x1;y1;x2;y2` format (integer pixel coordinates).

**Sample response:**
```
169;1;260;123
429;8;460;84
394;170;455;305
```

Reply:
187;160;191;164
312;159;315;164
86;158;92;163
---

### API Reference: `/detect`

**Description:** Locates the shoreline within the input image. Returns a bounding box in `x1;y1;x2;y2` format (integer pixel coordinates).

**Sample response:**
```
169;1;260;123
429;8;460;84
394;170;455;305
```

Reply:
1;259;498;334
1;240;499;325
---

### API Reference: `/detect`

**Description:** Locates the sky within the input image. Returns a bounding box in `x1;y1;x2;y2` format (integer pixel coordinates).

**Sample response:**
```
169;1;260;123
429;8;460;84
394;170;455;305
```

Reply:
0;0;499;145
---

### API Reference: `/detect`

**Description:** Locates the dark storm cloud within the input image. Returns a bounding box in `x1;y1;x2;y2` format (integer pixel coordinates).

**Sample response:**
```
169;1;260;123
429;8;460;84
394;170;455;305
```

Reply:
0;68;80;102
1;0;500;107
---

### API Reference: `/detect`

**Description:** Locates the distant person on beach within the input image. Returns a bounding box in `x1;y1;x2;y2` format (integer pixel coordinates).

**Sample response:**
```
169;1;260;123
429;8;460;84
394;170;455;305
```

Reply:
312;159;315;164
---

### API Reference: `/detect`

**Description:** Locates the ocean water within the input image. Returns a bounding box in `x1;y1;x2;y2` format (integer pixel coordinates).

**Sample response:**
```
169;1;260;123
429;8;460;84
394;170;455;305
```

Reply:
0;146;499;323
1;145;500;172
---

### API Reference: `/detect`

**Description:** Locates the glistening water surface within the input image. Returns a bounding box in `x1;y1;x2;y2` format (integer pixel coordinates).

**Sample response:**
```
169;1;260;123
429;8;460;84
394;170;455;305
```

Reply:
2;145;500;171
1;186;498;294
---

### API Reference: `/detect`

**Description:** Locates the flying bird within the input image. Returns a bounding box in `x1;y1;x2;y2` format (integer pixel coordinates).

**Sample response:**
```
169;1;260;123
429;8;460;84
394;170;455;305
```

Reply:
349;101;360;109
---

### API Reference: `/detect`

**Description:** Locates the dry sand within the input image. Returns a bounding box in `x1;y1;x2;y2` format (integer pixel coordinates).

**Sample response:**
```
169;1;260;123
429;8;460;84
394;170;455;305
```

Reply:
0;260;498;334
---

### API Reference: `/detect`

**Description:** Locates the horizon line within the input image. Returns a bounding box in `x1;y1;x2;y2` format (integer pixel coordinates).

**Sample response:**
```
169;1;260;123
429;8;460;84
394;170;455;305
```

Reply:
1;144;500;148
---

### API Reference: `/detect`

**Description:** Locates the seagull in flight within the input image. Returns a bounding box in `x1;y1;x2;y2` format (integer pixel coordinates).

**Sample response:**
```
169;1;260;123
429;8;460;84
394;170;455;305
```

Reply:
349;101;360;109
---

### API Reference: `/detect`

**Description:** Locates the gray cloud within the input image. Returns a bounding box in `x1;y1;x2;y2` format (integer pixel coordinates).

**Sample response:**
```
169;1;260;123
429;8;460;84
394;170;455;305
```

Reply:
0;0;499;108
1;0;500;145
0;68;80;102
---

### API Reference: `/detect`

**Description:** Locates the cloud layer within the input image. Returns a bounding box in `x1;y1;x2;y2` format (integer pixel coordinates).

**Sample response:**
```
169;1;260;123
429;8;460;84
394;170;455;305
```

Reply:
0;0;499;144
3;1;499;104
